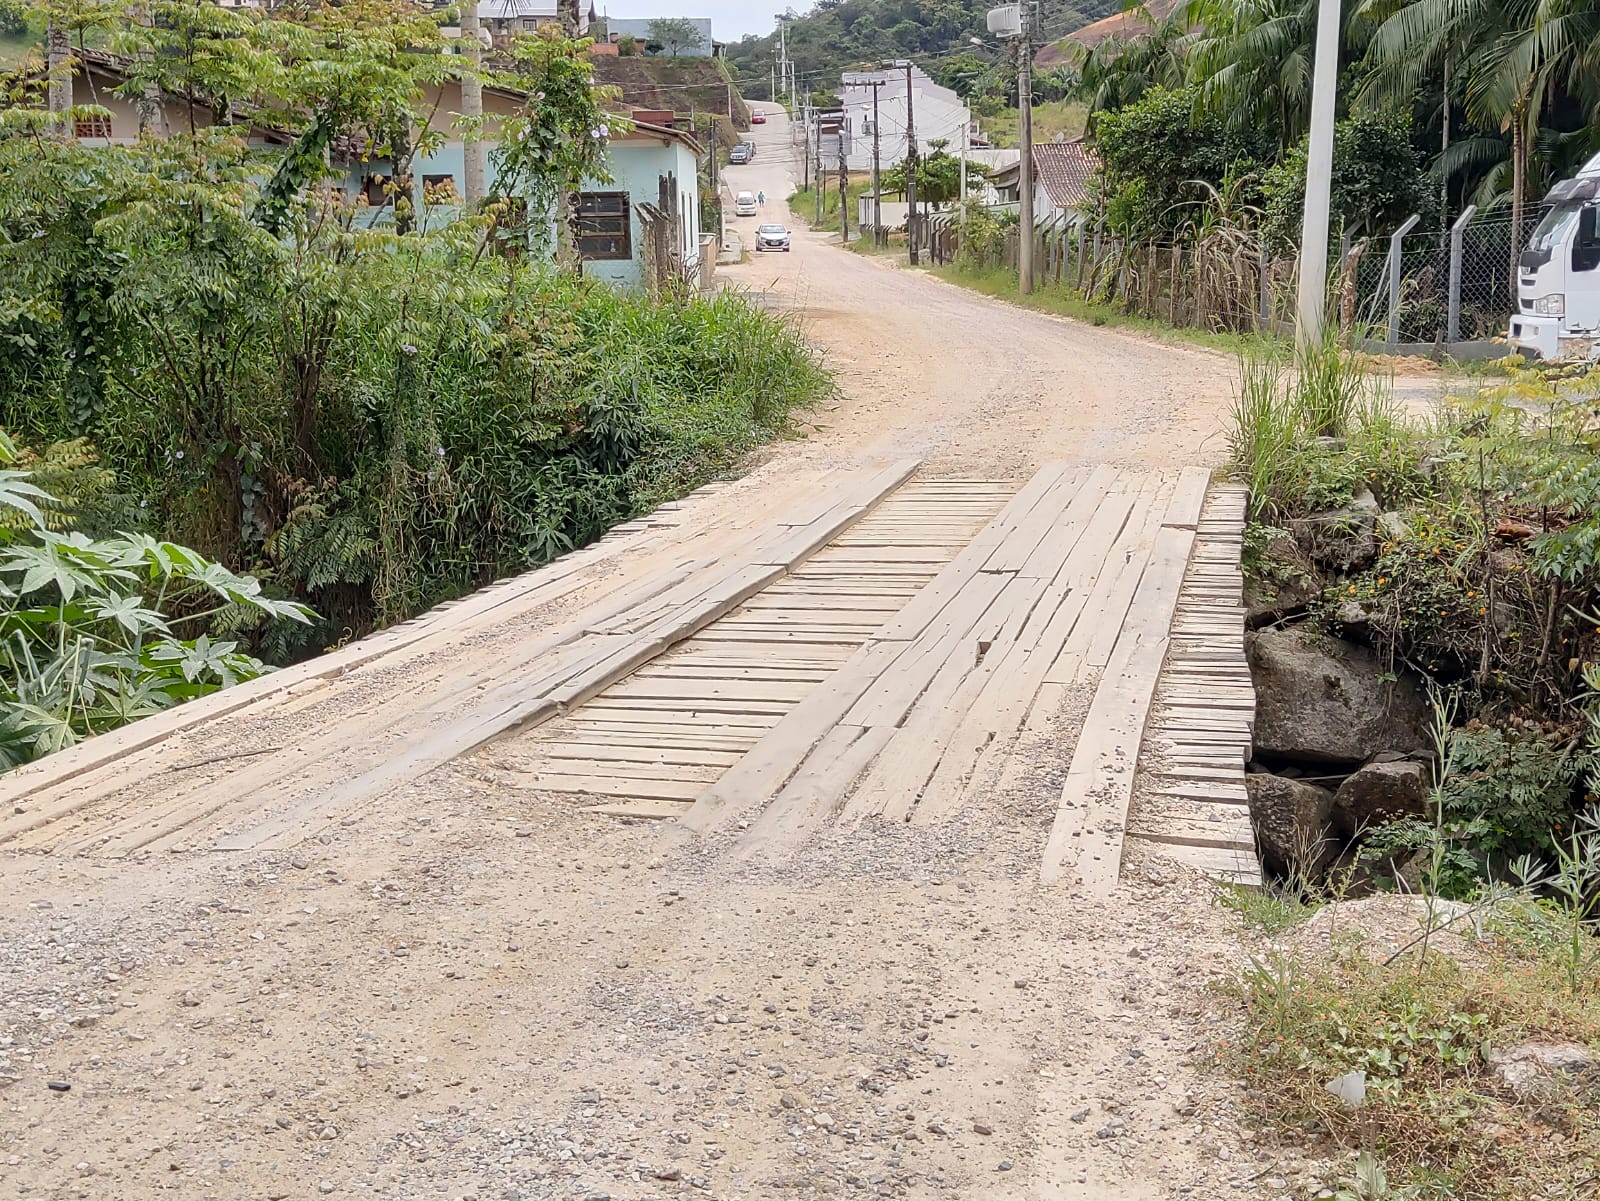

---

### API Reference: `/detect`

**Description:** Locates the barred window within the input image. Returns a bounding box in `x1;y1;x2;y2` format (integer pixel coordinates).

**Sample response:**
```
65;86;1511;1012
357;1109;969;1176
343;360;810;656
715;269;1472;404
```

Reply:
576;191;631;261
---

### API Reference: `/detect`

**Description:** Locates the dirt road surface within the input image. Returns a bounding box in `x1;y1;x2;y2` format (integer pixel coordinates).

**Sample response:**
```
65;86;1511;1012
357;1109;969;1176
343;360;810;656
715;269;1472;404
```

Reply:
0;108;1310;1201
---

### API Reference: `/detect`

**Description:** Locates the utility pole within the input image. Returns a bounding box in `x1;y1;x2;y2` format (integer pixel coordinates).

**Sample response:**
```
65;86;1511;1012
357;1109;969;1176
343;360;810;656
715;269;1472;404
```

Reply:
904;61;919;266
815;106;825;226
460;0;486;209
839;121;849;243
1296;0;1342;345
958;116;968;217
1018;1;1036;294
870;80;883;246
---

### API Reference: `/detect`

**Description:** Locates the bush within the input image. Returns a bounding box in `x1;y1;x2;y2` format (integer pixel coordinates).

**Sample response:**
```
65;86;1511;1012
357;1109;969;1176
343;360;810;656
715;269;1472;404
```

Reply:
0;431;311;768
0;134;832;660
1260;113;1436;254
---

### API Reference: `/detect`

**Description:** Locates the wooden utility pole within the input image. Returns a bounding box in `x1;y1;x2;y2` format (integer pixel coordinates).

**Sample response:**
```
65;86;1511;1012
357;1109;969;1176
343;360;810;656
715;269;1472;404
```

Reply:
814;109;824;226
904;61;919;266
460;1;486;209
46;20;71;138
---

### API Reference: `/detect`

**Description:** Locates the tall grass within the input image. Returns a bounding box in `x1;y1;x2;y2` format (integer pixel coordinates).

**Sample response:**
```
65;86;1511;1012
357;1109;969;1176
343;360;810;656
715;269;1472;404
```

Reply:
1228;331;1413;521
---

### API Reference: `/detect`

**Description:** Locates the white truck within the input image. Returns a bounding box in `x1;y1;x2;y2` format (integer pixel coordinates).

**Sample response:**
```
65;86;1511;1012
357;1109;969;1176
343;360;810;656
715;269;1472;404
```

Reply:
1507;150;1600;358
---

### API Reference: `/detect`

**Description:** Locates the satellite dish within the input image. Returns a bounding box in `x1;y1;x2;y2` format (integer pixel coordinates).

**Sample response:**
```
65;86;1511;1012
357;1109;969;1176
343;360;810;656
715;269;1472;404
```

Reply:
986;4;1022;37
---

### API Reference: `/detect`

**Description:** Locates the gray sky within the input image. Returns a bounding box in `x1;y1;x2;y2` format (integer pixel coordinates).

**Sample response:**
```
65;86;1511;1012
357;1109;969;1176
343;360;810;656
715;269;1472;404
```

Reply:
598;3;777;43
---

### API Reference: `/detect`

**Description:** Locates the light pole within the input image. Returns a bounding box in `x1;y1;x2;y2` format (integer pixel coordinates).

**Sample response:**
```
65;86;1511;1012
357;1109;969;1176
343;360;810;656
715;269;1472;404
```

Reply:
1296;0;1342;346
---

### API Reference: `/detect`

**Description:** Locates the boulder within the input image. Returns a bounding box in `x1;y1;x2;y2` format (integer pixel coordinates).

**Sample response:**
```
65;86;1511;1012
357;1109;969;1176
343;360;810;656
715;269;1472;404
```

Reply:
1245;774;1338;881
1377;511;1410;545
1246;576;1321;630
1489;1042;1598;1101
1332;760;1429;839
1247;628;1431;764
1289;489;1380;572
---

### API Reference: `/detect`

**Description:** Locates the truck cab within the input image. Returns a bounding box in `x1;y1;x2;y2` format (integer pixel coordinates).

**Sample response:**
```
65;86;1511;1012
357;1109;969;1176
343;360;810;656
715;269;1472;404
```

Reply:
1508;151;1600;358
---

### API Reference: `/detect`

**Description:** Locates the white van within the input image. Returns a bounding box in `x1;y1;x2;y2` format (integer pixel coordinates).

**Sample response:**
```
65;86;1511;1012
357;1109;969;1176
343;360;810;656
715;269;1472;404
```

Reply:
734;191;757;217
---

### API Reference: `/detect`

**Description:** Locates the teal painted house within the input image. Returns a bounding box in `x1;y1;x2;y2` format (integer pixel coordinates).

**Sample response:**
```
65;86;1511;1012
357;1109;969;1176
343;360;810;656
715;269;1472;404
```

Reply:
341;79;705;290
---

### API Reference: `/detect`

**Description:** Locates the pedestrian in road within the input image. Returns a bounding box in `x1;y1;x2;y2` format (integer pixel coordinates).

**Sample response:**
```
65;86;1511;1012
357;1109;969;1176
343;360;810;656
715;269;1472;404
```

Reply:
758;191;765;206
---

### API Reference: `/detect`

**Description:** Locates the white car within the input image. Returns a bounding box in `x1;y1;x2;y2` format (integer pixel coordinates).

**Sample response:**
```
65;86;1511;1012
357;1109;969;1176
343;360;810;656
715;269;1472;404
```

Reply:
755;224;791;252
734;191;757;217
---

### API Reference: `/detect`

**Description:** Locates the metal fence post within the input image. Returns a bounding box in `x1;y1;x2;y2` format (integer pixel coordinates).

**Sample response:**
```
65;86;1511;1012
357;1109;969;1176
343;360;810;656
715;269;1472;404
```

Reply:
1386;213;1422;347
1446;204;1478;345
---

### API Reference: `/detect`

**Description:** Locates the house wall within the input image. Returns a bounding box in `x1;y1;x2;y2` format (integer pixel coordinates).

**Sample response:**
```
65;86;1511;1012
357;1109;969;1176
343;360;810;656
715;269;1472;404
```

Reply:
840;68;969;174
580;136;700;287
344;133;700;290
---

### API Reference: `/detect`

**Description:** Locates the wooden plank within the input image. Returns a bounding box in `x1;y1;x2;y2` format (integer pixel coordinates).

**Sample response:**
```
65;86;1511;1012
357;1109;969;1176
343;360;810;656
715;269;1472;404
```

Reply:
677;641;905;834
736;725;896;852
496;772;705;800
1040;524;1195;893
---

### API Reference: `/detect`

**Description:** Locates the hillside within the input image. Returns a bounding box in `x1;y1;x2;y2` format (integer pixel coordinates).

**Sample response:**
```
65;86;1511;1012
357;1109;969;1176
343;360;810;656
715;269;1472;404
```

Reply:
724;0;1123;100
593;55;751;130
1035;0;1181;65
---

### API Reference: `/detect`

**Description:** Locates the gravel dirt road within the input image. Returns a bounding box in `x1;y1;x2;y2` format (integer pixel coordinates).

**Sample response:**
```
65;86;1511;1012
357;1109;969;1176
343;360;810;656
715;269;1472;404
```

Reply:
0;108;1312;1201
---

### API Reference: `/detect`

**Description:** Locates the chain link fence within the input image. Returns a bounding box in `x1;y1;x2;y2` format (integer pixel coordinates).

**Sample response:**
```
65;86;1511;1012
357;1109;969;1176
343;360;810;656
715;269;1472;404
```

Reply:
926;203;1549;355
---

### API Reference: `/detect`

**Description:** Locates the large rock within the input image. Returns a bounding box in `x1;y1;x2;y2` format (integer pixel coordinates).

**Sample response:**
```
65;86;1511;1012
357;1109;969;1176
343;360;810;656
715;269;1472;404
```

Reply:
1290;489;1380;572
1332;760;1429;840
1247;628;1431;763
1245;773;1338;881
1490;1042;1598;1101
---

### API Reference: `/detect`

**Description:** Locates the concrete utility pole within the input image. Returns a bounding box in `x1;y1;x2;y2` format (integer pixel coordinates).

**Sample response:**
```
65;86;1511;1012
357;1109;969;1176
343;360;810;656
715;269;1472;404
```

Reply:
46;20;71;138
460;1;486;209
870;80;884;245
1018;2;1036;294
904;61;919;266
1296;0;1342;345
959;117;969;214
839;124;849;243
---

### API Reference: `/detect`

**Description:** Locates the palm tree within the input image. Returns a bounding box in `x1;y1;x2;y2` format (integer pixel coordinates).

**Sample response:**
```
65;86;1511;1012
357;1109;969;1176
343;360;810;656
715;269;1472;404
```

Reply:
1183;0;1322;152
1073;8;1189;125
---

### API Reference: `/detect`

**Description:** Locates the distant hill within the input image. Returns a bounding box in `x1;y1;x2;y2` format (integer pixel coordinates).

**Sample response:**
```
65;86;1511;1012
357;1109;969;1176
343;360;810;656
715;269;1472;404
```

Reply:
724;1;1125;101
593;55;752;131
1035;0;1180;66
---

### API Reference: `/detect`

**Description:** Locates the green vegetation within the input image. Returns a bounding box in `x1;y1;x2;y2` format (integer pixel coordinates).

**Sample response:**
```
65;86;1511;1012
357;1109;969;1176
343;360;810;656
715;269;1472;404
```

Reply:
1073;0;1600;262
1228;913;1600;1200
724;2;1117;104
0;432;310;767
976;99;1087;149
0;2;831;750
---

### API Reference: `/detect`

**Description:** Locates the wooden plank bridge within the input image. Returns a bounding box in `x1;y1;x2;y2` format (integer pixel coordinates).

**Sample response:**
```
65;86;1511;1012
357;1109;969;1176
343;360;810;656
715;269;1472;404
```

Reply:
0;462;1260;889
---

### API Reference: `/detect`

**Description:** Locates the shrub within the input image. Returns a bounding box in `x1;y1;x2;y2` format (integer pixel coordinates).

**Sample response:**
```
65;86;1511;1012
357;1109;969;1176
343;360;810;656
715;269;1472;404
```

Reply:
0;135;831;659
0;431;311;768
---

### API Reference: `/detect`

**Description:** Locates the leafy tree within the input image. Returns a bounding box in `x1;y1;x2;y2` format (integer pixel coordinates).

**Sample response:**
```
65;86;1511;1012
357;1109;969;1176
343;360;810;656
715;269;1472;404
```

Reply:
1260;111;1435;250
1092;87;1273;236
647;16;701;57
882;140;984;207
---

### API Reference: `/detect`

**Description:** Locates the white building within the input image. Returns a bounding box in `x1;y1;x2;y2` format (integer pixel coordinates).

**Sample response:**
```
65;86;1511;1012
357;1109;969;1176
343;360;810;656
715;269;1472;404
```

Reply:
479;0;597;41
839;66;971;174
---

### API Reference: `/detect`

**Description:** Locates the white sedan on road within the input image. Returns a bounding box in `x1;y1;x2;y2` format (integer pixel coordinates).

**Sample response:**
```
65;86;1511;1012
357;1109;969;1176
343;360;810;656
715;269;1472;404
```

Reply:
755;224;791;252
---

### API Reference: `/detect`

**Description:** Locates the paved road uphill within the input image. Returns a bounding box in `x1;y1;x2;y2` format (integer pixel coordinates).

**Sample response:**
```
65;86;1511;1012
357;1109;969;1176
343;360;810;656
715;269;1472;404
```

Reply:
0;107;1297;1201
